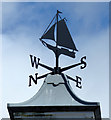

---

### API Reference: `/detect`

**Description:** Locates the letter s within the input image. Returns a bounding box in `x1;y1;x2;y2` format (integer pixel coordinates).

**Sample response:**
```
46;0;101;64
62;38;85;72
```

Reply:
80;56;87;69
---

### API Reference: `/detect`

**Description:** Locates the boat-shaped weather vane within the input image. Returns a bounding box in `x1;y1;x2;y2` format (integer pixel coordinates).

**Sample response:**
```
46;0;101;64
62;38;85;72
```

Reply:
29;10;87;89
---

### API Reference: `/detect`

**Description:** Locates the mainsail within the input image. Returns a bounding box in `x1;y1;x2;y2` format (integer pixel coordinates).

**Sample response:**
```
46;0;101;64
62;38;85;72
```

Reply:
58;19;78;51
40;11;78;59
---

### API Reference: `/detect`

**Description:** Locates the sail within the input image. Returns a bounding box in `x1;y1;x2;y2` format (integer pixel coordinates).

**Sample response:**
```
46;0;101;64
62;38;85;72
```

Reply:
57;19;78;51
41;23;56;41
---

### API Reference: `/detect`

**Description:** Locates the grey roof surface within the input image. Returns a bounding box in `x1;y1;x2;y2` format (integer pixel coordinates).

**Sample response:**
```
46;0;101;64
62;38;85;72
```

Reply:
7;74;99;107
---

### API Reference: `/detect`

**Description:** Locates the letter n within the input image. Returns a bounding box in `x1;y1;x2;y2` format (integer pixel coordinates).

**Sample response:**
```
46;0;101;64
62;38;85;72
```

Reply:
29;73;38;87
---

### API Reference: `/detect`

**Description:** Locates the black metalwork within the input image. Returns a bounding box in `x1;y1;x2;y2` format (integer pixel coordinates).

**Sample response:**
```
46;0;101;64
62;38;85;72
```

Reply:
8;105;101;120
29;10;87;88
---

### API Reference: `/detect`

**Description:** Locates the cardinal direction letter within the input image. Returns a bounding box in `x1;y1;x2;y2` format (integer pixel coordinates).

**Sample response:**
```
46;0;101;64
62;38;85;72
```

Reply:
76;76;82;89
80;56;87;69
29;73;38;87
30;55;40;69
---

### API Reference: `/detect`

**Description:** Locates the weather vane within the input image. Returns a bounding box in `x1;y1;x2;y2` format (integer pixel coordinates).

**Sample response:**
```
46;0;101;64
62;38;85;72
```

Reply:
29;10;87;89
8;10;101;120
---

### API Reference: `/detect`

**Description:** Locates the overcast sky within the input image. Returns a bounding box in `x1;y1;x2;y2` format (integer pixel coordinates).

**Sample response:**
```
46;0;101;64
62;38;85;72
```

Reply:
1;2;109;119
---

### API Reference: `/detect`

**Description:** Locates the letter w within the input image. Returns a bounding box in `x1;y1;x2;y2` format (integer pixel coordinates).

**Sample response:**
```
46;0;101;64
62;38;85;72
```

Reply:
30;55;39;69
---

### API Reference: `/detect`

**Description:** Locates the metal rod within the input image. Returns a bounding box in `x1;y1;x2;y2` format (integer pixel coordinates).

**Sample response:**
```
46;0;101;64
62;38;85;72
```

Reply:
37;72;53;80
39;62;54;71
66;75;77;82
61;62;82;72
56;10;59;71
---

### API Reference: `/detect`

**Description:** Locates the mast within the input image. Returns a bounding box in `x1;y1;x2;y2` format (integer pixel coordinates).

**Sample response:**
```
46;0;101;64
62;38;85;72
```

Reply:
56;10;59;71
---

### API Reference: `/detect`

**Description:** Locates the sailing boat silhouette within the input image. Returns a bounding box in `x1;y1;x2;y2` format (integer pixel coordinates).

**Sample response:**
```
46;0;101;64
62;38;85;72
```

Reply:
40;10;78;70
